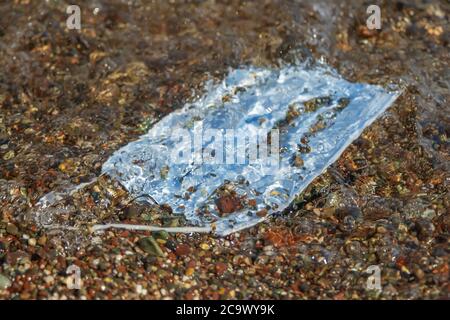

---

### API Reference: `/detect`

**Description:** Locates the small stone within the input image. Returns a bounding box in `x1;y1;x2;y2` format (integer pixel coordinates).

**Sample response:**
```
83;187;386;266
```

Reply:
156;238;166;245
3;150;14;160
292;154;304;167
337;97;350;110
123;205;142;219
166;218;179;227
44;275;54;285
0;274;11;290
216;195;242;216
376;226;387;234
175;244;191;256
185;267;195;276
89;51;107;64
6;223;19;236
413;267;425;280
415;219;435;240
199;243;210;250
321;207;335;218
137;237;165;257
38;236;47;246
215;262;228;275
28;238;37;246
153;230;169;241
165;239;177;252
256;208;268;217
58;159;76;173
160;165;169;179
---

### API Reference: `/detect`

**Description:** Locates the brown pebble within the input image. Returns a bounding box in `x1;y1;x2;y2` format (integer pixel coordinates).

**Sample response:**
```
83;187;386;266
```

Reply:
414;267;425;280
292;154;304;167
376;226;387;234
175;244;191;256
256;208;268;217
37;236;47;246
124;205;142;219
322;207;335;218
6;223;19;236
215;262;228;275
216;195;242;215
185;267;195;276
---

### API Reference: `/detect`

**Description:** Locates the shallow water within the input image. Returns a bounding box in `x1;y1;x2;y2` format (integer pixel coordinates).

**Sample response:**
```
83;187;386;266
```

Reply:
0;0;448;299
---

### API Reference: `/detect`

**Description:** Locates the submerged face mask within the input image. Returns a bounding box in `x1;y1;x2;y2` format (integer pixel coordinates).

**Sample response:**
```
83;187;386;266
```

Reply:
99;64;401;236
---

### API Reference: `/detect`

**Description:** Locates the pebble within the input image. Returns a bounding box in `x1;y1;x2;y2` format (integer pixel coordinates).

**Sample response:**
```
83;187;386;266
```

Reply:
2;150;15;160
415;219;435;240
44;275;55;285
0;274;11;290
216;195;242;215
413;267;425;280
185;268;195;276
256;208;268;217
376;226;387;234
175;244;191;256
123;205;142;219
37;236;47;246
153;231;169;241
215;262;228;275
137;237;165;257
165;239;177;252
6;223;19;236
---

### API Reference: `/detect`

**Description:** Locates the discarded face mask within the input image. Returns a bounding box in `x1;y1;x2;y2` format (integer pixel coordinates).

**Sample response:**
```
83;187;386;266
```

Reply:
97;63;401;236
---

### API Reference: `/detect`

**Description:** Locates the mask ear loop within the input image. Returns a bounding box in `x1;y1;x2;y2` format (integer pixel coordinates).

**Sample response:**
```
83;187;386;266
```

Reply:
91;223;212;234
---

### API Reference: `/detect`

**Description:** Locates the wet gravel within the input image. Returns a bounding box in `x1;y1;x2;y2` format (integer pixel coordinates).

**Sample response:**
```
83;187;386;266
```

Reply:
0;0;448;299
